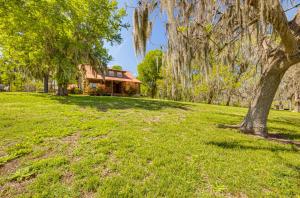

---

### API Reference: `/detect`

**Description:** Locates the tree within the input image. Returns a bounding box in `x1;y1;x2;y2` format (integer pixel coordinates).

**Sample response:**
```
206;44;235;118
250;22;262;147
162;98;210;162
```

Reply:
133;0;300;137
0;0;126;95
277;65;300;111
112;65;123;70
137;50;163;98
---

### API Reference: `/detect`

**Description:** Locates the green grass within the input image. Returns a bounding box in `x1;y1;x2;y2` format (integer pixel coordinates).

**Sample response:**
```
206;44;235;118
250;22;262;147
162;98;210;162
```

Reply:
0;92;299;197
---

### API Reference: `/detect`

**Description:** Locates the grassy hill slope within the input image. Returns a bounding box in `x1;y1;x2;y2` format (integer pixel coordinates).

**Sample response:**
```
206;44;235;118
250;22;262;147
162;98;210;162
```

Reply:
0;93;299;197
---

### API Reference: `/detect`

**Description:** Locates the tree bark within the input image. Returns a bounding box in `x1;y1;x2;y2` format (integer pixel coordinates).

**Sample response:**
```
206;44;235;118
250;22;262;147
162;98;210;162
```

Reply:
151;85;156;98
57;84;68;96
295;92;300;112
207;90;214;104
226;92;231;106
240;50;293;136
295;101;300;113
43;73;49;93
240;72;284;136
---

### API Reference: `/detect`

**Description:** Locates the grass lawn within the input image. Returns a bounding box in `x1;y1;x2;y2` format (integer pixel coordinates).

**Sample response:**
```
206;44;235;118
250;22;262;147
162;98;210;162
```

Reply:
0;92;299;197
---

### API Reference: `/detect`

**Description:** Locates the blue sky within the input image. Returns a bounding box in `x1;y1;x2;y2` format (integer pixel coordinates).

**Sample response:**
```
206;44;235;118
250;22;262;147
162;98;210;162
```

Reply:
106;0;300;76
106;0;167;76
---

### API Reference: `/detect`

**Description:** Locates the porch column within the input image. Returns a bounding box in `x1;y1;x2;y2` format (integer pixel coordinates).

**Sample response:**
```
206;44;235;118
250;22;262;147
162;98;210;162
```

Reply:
111;81;113;96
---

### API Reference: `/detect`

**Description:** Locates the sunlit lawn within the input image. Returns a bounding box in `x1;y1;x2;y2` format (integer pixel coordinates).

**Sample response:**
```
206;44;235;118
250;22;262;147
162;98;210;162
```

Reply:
0;92;299;197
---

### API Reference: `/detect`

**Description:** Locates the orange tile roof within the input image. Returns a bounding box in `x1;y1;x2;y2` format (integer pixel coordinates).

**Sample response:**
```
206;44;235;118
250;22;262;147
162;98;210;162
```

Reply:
81;65;141;83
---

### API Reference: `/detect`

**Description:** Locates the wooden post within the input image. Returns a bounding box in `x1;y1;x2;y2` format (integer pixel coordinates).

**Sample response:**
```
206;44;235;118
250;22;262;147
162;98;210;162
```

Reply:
111;81;113;96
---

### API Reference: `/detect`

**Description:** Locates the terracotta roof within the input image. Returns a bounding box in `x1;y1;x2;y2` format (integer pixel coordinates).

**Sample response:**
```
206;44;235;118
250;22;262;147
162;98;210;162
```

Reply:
81;65;141;83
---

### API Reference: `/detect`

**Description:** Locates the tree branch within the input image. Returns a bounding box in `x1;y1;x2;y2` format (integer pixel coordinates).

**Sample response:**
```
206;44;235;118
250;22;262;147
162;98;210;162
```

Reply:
249;0;299;54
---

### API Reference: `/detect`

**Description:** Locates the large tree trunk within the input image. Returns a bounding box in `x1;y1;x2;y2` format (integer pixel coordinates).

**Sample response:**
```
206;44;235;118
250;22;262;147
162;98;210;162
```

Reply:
207;90;214;104
57;84;68;96
226;92;231;106
240;51;292;136
43;73;49;93
151;85;156;98
240;72;284;136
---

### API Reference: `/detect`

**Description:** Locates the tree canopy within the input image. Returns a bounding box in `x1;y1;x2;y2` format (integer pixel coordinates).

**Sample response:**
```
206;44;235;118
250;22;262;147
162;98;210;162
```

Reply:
0;0;126;95
137;49;163;98
112;65;123;70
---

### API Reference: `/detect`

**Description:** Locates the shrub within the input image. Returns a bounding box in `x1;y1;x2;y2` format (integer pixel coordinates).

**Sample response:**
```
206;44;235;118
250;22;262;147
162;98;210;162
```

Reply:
74;87;83;94
86;87;97;96
87;84;105;96
96;84;105;96
124;84;137;96
68;87;83;94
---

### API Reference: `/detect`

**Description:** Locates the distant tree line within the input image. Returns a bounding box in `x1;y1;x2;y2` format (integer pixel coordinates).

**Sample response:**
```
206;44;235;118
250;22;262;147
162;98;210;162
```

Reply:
139;49;300;113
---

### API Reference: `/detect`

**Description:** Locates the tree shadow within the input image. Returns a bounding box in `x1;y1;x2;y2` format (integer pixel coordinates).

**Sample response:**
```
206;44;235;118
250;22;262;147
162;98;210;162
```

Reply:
274;153;300;172
267;128;300;140
269;132;300;140
34;94;193;112
206;140;299;152
269;117;300;128
214;112;300;142
214;112;300;129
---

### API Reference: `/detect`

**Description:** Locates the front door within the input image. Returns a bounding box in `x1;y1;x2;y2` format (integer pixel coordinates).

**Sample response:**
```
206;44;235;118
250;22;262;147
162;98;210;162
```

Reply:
113;82;122;94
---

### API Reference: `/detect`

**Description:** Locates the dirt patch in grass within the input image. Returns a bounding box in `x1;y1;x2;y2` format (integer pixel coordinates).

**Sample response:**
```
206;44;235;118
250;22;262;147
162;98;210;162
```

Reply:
0;150;6;158
0;158;20;176
102;167;114;177
89;134;108;141
62;171;74;185
144;116;161;124
107;151;117;163
0;178;33;197
101;152;120;178
83;191;96;198
63;132;81;145
62;132;81;157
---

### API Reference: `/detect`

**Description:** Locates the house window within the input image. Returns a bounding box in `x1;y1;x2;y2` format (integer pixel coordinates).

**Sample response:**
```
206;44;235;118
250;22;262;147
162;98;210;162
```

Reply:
117;72;123;78
108;71;115;76
90;83;97;88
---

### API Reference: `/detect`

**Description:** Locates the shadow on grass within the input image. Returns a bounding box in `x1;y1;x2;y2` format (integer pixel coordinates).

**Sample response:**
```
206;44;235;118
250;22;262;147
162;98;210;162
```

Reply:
267;129;300;140
35;94;193;112
206;141;298;152
269;117;300;128
214;112;300;128
214;112;300;141
274;153;300;172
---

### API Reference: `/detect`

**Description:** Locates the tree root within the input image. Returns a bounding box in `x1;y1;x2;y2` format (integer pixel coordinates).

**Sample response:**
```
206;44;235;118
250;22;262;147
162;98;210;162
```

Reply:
217;123;300;148
216;124;241;129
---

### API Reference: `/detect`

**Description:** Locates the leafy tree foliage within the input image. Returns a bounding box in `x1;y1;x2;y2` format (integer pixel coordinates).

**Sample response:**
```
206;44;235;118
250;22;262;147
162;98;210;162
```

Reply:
137;50;162;98
0;0;126;95
112;65;123;70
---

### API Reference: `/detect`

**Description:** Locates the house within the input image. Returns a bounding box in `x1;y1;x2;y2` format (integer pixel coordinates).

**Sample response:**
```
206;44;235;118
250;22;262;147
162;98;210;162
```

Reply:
73;65;141;96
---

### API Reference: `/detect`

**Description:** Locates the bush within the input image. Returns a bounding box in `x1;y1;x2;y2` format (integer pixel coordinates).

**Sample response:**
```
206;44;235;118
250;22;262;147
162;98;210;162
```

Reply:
124;84;137;96
87;84;105;96
74;87;83;94
86;87;97;96
68;87;83;94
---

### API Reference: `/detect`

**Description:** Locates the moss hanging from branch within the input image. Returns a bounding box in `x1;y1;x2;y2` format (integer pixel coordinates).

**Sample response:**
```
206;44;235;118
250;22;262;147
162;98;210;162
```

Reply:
133;2;153;56
133;0;300;100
